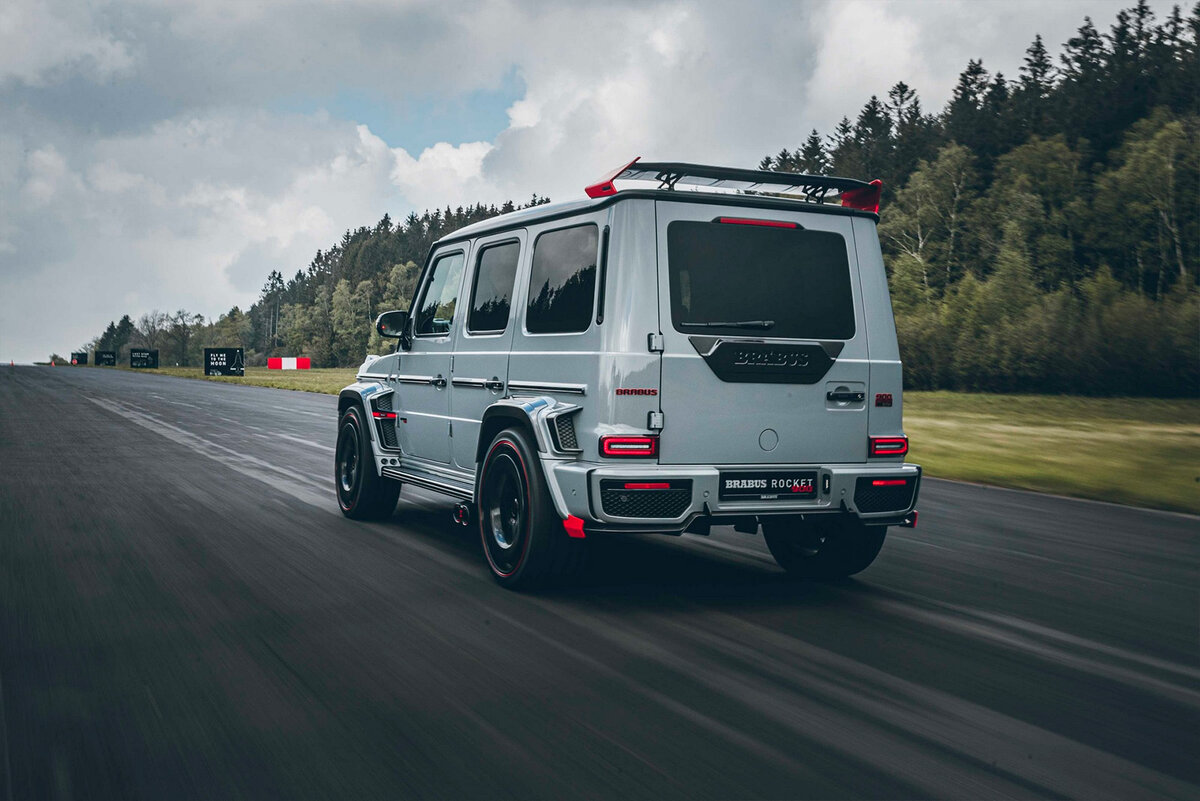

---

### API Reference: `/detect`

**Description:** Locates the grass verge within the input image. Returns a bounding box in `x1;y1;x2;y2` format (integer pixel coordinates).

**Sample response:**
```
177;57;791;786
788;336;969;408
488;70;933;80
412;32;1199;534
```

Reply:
904;392;1200;515
103;366;1198;514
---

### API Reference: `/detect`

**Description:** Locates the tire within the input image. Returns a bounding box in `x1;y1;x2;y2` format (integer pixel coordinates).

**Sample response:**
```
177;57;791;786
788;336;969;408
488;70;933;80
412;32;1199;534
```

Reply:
335;404;401;520
476;427;583;589
761;515;886;579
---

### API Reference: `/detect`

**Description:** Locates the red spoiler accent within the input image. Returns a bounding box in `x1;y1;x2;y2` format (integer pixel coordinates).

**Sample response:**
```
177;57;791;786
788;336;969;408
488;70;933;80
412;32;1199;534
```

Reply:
840;179;882;214
585;157;641;198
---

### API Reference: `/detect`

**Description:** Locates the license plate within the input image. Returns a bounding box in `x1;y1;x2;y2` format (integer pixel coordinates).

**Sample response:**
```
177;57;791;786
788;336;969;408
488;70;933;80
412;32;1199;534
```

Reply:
719;470;818;501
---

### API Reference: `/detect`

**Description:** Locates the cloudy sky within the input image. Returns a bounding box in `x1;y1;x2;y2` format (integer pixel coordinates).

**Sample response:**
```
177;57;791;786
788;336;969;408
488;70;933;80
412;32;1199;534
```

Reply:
0;0;1176;362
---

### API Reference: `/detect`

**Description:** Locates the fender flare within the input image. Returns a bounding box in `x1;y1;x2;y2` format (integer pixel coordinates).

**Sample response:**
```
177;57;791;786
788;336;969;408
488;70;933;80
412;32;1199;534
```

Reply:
338;381;391;444
475;396;581;464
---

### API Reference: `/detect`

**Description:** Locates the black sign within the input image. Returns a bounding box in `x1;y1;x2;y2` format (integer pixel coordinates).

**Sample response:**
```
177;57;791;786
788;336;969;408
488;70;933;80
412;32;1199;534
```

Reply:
95;351;116;366
130;349;159;369
70;352;88;366
204;348;245;376
688;337;837;384
719;470;819;501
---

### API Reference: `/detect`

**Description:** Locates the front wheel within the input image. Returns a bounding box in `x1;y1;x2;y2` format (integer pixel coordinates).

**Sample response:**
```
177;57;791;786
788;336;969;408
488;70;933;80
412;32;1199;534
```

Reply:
477;427;582;589
335;405;401;520
762;515;886;579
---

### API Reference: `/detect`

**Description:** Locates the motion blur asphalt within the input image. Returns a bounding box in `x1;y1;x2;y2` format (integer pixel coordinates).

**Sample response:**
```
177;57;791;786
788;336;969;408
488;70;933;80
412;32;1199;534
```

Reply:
1;365;1197;800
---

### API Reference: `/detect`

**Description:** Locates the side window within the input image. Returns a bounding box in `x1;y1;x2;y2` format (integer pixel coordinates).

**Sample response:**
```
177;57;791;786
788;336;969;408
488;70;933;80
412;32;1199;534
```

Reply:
526;224;599;334
414;251;465;336
467;240;521;334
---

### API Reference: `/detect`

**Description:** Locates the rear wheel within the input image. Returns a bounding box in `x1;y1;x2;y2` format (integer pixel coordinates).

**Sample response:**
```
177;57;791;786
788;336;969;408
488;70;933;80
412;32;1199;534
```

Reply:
477;427;583;589
762;515;886;579
335;405;401;520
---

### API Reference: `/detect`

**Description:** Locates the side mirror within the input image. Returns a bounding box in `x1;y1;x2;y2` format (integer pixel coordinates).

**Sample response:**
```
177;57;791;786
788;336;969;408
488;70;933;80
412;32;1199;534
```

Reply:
376;310;409;338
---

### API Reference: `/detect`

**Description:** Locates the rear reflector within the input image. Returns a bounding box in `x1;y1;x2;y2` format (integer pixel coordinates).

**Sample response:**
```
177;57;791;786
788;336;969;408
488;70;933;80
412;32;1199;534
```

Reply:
715;217;798;229
600;435;659;458
840;179;883;214
871;479;908;487
869;436;908;457
623;482;670;490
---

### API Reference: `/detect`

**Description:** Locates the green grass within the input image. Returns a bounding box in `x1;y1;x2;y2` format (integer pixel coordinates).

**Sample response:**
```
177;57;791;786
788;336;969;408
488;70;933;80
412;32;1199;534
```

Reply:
107;365;1198;514
115;365;358;395
905;392;1200;515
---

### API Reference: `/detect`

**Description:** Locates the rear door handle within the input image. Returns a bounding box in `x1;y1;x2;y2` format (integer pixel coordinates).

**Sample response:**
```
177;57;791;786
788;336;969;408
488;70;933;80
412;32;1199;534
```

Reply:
431;374;447;389
485;377;505;392
826;391;865;402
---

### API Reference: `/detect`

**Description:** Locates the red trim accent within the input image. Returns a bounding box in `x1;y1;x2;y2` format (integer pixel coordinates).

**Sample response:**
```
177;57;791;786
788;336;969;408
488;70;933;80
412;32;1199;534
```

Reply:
871;479;907;487
868;436;909;457
563;515;587;539
623;482;670;490
585;157;640;198
267;357;282;369
840;179;882;214
372;411;398;420
600;435;659;458
716;217;798;229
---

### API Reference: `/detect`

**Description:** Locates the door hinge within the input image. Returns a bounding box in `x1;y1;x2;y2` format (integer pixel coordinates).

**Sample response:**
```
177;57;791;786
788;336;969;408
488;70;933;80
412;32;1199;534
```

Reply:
648;411;665;430
648;333;665;353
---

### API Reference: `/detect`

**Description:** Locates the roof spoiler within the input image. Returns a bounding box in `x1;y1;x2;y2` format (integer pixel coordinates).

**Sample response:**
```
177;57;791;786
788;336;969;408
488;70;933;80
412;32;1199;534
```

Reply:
584;157;882;213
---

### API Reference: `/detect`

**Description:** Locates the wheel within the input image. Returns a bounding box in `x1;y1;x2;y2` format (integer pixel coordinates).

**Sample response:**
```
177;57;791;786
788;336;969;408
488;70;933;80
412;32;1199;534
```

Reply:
335;404;401;520
477;427;583;589
761;515;887;579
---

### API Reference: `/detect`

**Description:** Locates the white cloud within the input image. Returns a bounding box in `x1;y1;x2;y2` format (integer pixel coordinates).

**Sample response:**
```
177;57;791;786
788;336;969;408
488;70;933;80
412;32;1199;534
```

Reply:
0;0;1181;362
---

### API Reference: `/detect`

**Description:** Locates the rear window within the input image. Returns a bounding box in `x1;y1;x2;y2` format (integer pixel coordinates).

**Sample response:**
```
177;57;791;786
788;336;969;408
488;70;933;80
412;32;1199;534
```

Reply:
667;221;855;340
526;224;598;334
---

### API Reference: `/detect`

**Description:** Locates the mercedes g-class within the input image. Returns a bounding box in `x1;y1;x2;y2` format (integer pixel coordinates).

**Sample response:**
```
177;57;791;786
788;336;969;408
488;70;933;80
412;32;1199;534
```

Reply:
335;158;920;588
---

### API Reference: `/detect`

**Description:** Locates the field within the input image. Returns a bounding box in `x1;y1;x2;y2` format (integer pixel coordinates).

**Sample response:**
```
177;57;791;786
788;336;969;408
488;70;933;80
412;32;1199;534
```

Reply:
904;392;1199;515
101;365;1198;515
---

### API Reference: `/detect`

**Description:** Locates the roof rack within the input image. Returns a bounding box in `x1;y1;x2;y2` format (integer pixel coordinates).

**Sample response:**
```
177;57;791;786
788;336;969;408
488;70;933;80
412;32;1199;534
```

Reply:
584;157;882;213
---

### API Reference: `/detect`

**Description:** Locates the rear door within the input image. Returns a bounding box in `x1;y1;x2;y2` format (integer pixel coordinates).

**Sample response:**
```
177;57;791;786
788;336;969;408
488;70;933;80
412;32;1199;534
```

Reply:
655;201;870;465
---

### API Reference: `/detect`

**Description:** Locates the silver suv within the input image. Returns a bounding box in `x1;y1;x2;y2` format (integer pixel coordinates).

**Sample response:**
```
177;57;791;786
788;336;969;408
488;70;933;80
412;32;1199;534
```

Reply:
335;159;920;588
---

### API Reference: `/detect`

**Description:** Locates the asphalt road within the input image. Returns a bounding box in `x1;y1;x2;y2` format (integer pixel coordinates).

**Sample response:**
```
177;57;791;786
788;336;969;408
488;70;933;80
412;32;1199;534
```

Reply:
1;365;1197;800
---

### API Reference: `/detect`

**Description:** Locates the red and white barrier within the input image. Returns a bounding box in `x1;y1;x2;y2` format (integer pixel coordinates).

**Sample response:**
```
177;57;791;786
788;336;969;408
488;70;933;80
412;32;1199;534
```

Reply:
267;357;311;370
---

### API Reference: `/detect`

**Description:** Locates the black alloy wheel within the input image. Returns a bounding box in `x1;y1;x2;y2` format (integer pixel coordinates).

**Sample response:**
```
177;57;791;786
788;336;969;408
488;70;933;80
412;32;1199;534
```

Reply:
334;404;401;520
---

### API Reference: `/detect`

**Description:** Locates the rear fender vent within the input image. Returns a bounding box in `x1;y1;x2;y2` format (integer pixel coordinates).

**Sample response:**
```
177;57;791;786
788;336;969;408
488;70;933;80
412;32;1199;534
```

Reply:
549;411;581;452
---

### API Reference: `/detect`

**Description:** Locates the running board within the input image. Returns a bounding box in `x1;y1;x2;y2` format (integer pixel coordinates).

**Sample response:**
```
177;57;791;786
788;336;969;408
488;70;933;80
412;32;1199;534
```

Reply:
382;467;474;501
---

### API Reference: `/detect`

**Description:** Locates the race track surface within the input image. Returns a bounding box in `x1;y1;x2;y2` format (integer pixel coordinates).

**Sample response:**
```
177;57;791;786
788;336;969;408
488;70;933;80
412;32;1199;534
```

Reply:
1;366;1196;799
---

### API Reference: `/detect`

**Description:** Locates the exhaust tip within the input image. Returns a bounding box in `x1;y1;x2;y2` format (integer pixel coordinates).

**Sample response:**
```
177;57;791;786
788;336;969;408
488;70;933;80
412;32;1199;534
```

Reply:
452;502;472;527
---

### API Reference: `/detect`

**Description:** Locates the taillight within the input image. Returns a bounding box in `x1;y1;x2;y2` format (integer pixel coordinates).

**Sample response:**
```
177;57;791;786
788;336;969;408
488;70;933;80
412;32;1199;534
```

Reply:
600;435;658;458
841;179;882;214
869;436;908;457
714;217;798;229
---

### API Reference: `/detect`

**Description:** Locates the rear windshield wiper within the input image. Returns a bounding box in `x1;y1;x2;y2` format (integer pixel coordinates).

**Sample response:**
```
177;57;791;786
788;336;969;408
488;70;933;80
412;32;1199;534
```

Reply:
679;320;776;330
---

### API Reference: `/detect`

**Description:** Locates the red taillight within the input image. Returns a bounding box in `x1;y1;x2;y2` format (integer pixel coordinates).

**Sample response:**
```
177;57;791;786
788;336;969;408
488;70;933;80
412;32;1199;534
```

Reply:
715;217;798;229
869;436;908;457
841;179;882;214
871;479;908;487
600;435;658;458
623;482;670;490
373;411;398;420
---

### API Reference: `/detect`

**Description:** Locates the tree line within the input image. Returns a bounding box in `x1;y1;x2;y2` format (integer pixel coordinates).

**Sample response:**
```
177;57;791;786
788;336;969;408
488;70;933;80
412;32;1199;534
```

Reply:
83;1;1197;395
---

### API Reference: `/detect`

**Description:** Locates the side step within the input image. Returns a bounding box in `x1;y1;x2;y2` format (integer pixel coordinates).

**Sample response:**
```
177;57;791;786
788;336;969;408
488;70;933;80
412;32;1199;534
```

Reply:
381;466;473;501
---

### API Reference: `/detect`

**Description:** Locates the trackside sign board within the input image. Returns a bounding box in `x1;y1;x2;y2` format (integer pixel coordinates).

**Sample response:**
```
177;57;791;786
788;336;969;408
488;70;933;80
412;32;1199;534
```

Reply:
130;349;159;368
70;352;88;366
95;351;116;366
205;348;245;376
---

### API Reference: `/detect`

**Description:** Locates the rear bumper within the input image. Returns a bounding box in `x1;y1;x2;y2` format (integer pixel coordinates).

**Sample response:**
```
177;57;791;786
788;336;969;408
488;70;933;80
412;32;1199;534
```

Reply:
546;461;921;531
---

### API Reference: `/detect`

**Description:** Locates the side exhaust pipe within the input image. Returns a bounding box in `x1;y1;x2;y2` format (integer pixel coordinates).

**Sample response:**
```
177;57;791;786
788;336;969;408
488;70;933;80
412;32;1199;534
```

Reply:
452;502;473;527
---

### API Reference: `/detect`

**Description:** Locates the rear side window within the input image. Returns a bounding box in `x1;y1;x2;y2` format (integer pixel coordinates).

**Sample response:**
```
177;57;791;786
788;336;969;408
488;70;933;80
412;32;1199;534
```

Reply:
415;251;465;336
468;240;520;334
526;224;598;334
667;221;855;340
